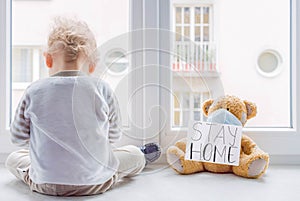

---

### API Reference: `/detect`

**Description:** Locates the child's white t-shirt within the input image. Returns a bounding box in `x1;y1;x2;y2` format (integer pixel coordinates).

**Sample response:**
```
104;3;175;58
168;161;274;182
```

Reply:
10;71;122;185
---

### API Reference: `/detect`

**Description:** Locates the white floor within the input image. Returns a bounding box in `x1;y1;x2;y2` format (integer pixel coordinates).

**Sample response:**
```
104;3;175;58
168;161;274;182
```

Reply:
0;164;299;201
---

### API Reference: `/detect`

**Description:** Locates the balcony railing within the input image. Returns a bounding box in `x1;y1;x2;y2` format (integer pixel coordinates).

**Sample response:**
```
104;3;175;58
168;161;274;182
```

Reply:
172;42;217;73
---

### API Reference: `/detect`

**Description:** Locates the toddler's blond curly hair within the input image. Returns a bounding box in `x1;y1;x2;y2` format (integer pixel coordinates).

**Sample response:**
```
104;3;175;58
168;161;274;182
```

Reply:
47;16;97;64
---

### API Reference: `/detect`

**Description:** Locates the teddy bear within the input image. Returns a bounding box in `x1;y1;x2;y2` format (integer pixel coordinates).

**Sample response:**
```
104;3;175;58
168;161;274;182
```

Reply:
166;95;269;179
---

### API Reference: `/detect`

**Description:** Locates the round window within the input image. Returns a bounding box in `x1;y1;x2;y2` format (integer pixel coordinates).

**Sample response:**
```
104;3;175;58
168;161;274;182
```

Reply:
257;49;282;77
105;50;128;75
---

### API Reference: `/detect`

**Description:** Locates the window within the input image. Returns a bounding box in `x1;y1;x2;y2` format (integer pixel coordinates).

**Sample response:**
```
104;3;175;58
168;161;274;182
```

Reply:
175;6;212;42
11;0;130;127
173;92;209;127
0;0;163;152
1;0;300;163
257;49;283;77
171;0;291;129
12;46;47;117
105;50;129;75
6;0;160;148
160;0;300;163
173;5;216;72
172;3;217;130
12;48;33;83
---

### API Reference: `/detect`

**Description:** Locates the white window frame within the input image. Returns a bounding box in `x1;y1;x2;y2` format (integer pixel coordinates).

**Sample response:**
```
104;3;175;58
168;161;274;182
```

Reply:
0;0;161;158
11;46;44;119
172;91;209;128
173;3;216;73
0;0;13;158
160;0;300;164
128;0;160;146
12;46;43;86
174;5;213;43
1;0;300;164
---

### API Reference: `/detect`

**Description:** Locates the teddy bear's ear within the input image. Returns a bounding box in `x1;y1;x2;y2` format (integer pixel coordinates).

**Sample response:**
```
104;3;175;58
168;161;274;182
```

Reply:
202;99;214;117
244;100;257;119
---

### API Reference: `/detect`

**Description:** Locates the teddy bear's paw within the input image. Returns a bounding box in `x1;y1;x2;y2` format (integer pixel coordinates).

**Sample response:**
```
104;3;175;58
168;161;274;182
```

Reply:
167;146;184;173
248;158;268;178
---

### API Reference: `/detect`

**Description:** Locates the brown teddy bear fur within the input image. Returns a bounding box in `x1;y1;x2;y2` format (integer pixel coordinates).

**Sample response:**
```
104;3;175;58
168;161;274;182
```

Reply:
167;95;270;179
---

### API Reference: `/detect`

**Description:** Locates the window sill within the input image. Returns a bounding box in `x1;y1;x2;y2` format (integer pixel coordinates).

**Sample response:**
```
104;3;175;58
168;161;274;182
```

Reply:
162;126;300;160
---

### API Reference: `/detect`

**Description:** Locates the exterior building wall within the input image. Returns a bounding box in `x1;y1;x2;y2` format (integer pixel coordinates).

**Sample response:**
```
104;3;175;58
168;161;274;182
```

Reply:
12;0;290;127
215;0;290;126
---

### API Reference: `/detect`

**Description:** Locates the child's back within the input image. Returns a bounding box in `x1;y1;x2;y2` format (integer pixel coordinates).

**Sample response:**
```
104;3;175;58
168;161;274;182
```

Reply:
24;72;119;185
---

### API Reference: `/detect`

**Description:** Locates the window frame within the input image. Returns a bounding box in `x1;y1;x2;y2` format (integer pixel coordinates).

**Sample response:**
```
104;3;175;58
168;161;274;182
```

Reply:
172;91;209;127
0;0;161;156
11;46;47;119
0;0;13;155
159;0;300;163
12;46;45;84
1;0;300;164
174;5;213;43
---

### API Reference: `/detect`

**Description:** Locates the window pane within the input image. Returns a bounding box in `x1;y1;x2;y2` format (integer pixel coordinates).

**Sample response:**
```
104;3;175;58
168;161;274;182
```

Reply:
173;92;180;108
194;111;201;121
174;111;180;126
203;7;209;24
184;7;190;24
184;26;190;41
12;48;33;82
172;0;291;128
182;111;190;127
12;0;130;126
194;94;201;108
182;93;190;108
195;26;201;41
203;26;209;41
195;7;201;24
176;26;182;41
176;7;182;24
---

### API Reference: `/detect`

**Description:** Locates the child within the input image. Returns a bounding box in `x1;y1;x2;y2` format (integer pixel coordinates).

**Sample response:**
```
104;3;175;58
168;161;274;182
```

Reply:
6;17;160;196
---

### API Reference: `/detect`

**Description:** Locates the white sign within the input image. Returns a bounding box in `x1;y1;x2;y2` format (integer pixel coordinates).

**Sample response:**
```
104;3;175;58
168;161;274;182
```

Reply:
185;121;243;166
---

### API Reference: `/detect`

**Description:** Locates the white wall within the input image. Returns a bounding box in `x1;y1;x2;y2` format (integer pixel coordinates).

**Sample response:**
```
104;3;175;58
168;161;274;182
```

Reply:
12;0;130;125
13;0;291;128
215;0;290;127
13;0;129;45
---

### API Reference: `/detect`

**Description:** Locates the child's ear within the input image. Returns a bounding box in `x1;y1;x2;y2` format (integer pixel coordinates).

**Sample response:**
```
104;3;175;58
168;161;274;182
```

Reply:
44;52;53;68
202;99;214;117
88;63;96;74
243;100;257;119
